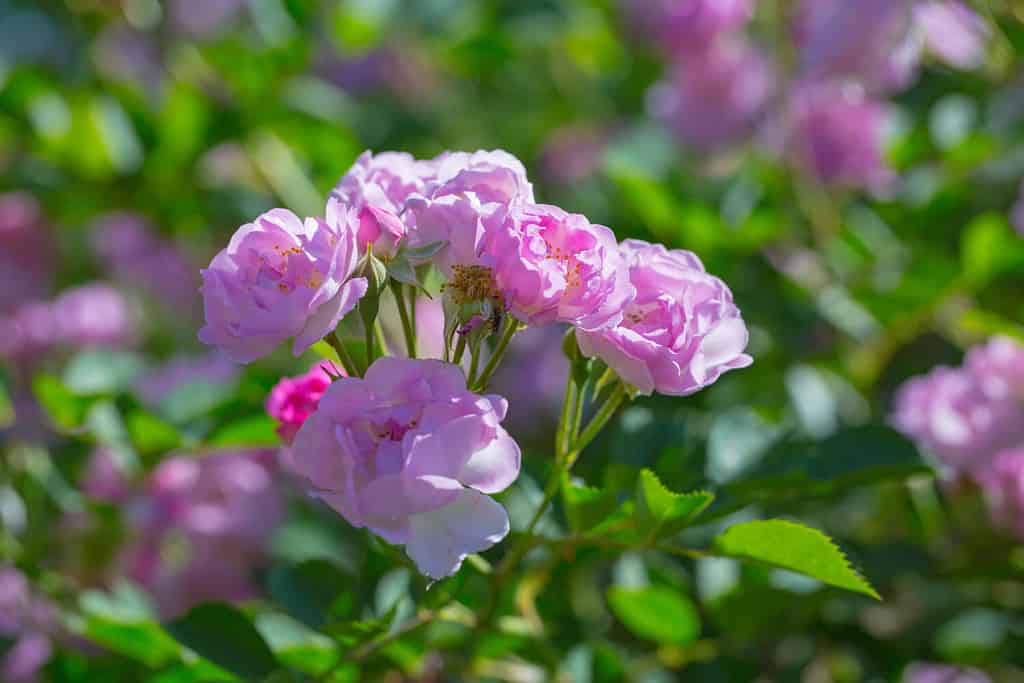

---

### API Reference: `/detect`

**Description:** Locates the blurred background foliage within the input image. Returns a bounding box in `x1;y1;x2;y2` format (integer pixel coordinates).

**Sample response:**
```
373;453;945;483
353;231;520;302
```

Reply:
1;0;1024;681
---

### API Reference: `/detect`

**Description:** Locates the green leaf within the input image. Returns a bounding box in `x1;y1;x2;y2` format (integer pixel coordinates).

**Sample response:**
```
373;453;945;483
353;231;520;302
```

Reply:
32;374;93;431
723;426;928;510
127;411;182;455
563;481;620;534
0;377;14;429
712;520;879;599
402;240;447;260
81;616;181;668
962;212;1024;287
386;257;418;286
634;469;714;540
607;586;700;645
208;415;280;447
267;559;350;630
164;603;279;681
77;583;179;667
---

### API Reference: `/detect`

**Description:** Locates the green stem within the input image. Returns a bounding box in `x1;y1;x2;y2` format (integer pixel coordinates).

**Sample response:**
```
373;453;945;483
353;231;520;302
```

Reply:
374;319;389;357
566;383;626;465
327;333;360;377
467;344;481;386
470;319;520;391
392;282;417;358
555;372;577;462
319;609;437;680
452;334;467;366
364;319;376;369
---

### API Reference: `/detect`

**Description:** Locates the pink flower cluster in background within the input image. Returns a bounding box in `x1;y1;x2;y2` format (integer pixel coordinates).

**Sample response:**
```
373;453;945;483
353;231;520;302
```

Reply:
0;566;58;682
630;0;987;191
0;283;138;362
118;450;284;618
192;147;754;577
892;336;1024;539
91;212;199;316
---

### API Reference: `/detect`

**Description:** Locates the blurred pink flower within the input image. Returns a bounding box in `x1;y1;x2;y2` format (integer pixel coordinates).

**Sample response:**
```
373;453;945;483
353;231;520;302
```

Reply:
1011;181;1024;236
539;125;609;185
198;208;368;363
135;353;240;407
91;212;198;315
577;239;752;396
54;283;138;348
125;450;284;618
904;662;992;683
915;1;989;70
82;448;131;503
0;567;56;683
794;0;920;92
0;192;53;315
782;81;895;191
291;357;520;578
891;352;1024;475
624;0;754;56
648;37;775;150
978;449;1024;540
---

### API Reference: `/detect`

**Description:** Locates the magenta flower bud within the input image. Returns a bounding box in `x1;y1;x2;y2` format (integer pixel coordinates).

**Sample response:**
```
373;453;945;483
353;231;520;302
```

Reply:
484;203;633;330
891;364;1024;474
266;363;335;445
903;662;992;683
648;37;775;150
291;357;521;578
577;239;752;396
358;206;405;258
198;208;369;363
54;283;138;348
914;1;989;70
783;81;894;190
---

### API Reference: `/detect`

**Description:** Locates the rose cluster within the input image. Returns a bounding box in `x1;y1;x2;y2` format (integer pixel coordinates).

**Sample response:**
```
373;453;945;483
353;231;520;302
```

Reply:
892;336;1024;539
202;148;752;578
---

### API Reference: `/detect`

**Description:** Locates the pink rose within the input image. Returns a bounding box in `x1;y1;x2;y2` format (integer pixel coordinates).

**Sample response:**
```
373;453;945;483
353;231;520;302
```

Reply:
266;362;336;444
484;203;633;330
406;149;534;276
291;357;521;578
329;150;436;215
199;208;368;363
577;239;752;396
